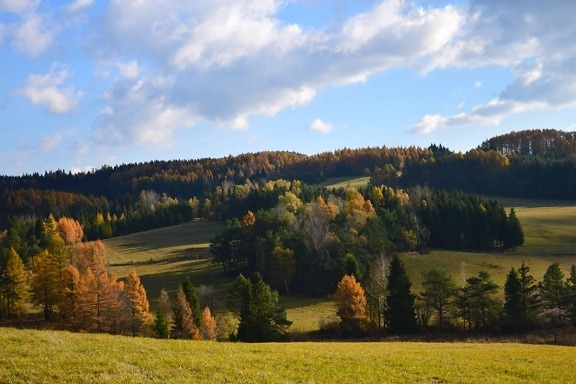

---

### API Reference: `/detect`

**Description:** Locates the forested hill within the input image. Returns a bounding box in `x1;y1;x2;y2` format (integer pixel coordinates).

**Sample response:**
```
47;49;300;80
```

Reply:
479;129;576;156
0;128;575;242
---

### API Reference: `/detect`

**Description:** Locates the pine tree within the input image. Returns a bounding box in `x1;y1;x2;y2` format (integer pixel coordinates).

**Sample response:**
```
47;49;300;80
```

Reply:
504;208;524;249
3;247;29;319
229;273;291;342
539;263;568;324
200;306;217;341
125;269;152;336
333;274;370;337
153;310;170;339
384;257;417;333
567;265;576;326
420;268;457;330
181;276;201;327
504;267;522;330
458;271;500;331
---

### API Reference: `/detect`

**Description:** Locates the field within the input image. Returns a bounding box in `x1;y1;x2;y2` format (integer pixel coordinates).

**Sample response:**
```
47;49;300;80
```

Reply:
106;196;576;333
1;327;575;384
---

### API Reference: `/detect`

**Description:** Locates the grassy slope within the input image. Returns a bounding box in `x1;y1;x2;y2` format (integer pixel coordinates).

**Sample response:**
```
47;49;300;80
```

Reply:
105;196;576;333
2;327;575;384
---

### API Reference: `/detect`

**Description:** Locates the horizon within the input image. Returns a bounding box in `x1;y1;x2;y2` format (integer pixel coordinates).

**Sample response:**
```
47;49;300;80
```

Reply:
2;1;576;176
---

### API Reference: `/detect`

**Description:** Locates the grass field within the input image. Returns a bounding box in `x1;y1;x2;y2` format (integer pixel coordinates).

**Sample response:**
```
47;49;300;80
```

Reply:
104;196;576;334
2;327;575;384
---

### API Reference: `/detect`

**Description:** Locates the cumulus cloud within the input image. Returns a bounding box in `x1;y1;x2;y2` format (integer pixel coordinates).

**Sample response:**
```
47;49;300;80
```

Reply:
19;65;83;114
89;0;462;147
412;0;576;133
308;118;333;133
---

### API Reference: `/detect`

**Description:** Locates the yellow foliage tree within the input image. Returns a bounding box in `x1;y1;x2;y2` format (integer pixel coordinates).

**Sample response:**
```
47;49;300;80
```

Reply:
3;248;29;319
199;306;217;341
125;269;152;336
334;274;370;336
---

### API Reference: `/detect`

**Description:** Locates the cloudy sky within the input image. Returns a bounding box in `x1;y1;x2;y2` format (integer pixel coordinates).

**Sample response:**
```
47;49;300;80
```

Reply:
2;0;576;175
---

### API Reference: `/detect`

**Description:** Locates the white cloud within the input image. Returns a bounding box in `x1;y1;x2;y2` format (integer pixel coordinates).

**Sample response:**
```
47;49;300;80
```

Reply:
308;118;333;133
11;13;54;56
0;0;38;13
65;0;93;13
38;129;74;152
19;65;83;114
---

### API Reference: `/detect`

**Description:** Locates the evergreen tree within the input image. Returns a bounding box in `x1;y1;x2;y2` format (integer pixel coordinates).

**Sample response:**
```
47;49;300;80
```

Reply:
181;276;201;327
384;257;417;333
420;268;457;330
2;247;29;319
458;271;501;331
228;273;291;342
539;263;568;324
566;265;576;326
504;209;524;249
153;310;170;339
333;274;370;337
504;267;522;330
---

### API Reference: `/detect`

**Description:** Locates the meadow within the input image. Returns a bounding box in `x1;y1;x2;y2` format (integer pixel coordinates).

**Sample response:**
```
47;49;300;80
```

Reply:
1;327;574;384
106;196;576;333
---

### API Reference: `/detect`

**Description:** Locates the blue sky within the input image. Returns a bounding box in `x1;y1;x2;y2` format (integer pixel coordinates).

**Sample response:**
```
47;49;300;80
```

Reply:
2;0;576;176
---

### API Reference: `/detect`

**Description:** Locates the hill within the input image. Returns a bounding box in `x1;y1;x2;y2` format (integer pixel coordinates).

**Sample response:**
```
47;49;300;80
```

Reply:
1;327;574;384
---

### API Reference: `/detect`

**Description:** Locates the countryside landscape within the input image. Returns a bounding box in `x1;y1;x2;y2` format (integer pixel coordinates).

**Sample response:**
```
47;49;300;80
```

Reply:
1;129;576;382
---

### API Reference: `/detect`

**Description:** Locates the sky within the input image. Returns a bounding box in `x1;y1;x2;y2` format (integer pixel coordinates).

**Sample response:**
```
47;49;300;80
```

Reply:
2;0;576;176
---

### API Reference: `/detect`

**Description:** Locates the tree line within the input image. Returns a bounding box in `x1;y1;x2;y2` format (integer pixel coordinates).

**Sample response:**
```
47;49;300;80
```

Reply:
331;258;576;338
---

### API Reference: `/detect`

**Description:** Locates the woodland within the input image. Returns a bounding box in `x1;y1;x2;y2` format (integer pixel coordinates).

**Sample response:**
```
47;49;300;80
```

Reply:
1;128;576;341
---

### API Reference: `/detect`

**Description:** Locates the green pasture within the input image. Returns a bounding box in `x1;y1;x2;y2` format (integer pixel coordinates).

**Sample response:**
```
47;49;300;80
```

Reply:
319;176;371;189
1;327;574;384
104;197;576;334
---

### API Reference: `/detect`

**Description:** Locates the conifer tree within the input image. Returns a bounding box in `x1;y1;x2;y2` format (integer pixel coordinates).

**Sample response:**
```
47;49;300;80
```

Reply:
200;306;217;341
333;274;370;336
181;276;201;327
125;269;152;336
384;257;417;333
567;265;576;326
539;263;568;324
2;247;28;319
153;310;170;339
171;287;200;339
58;264;81;327
420;268;457;329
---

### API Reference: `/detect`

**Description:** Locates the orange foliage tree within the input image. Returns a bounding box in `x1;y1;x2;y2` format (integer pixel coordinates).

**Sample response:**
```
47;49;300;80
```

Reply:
333;274;370;337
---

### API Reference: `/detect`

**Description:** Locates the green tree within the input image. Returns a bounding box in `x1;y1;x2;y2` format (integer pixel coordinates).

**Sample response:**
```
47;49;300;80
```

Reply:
420;268;457;330
384;257;417;333
504;208;524;249
333;274;370;337
171;286;200;340
228;273;291;342
539;263;568;324
566;265;576;326
153;310;170;339
458;271;501;331
2;247;29;319
181;276;201;327
504;267;522;331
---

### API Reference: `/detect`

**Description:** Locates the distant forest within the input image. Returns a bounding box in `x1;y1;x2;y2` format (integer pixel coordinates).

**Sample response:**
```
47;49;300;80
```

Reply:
0;128;572;262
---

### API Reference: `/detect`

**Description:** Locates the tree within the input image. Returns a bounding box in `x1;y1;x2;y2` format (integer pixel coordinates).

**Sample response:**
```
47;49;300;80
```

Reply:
269;241;295;294
504;208;524;249
58;264;81;327
125;269;152;336
199;306;217;341
384;257;417;333
153;310;170;339
29;249;60;321
566;265;576;326
504;263;539;331
2;247;29;319
181;276;201;327
171;286;200;340
228;273;291;342
420;268;457;330
539;263;568;324
458;271;501;331
333;274;370;336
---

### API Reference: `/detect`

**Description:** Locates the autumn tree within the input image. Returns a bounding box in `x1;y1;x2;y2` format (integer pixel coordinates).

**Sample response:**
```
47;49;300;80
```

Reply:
29;249;60;321
171;286;200;340
384;257;418;333
58;264;81;327
2;247;29;319
125;269;152;336
200;306;217;340
269;240;295;294
333;274;370;337
228;273;291;342
153;289;171;339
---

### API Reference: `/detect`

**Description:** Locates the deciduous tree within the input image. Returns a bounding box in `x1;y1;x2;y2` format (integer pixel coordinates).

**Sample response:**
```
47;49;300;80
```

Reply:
333;274;370;336
200;306;217;341
2;247;28;319
125;269;152;336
